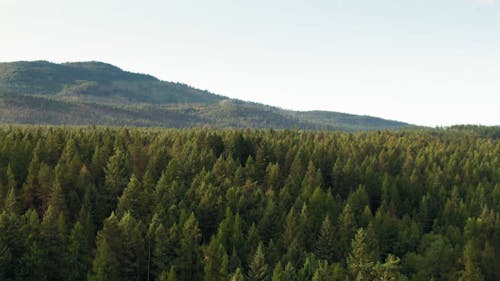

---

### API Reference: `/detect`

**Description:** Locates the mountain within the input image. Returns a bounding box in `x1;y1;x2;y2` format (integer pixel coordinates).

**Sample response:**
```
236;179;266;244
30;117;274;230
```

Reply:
0;60;411;130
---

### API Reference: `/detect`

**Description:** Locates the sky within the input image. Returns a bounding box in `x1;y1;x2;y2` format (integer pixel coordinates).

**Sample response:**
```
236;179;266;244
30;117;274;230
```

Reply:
1;0;499;126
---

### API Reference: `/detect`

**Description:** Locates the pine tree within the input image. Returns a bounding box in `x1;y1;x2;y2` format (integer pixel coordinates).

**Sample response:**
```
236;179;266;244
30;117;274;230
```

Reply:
203;236;229;281
90;212;123;281
18;209;47;281
347;228;375;281
459;240;484;281
117;174;147;218
311;260;331;281
102;147;130;218
298;254;317;281
41;205;68;281
282;207;298;248
271;261;285;281
229;247;242;273
47;181;68;217
150;221;169;278
315;215;335;263
258;199;280;243
68;222;91;281
89;239;120;281
36;163;53;214
373;254;406;281
248;243;269;281
283;262;298;281
338;203;356;259
21;155;40;211
6;164;17;191
0;212;14;280
232;213;245;257
4;187;19;215
175;213;202;281
167;267;177;281
231;268;246;281
119;212;145;281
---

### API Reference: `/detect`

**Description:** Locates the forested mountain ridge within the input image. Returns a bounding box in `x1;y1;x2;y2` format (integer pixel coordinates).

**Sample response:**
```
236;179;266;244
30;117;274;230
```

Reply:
0;126;499;281
0;61;410;130
0;61;224;104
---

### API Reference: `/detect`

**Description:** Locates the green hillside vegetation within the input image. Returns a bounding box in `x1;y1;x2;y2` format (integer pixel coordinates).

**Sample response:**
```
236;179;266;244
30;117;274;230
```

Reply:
0;126;498;281
0;61;409;130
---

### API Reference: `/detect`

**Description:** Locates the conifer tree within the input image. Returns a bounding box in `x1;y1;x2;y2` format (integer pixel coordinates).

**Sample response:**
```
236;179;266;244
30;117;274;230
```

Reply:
175;213;202;281
311;260;331;281
19;209;47;281
90;212;122;281
459;240;484;281
338;203;356;259
89;239;120;281
158;267;178;281
41;205;68;281
117;174;147;218
231;268;246;281
347;228;375;281
298;254;317;281
47;180;68;217
119;212;145;281
315;215;335;263
0;212;14;280
36;163;53;214
283;262;298;281
271;261;285;281
21;155;40;211
203;236;229;281
102;147;130;217
373;254;406;281
4;187;19;215
68;222;91;281
150;221;169;278
248;243;269;281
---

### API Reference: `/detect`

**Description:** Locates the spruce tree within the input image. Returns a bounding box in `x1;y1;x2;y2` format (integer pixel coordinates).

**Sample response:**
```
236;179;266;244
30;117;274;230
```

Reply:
231;268;246;281
175;213;202;281
347;228;375;281
203;236;229;281
315;215;335;263
68;222;91;281
89;239;120;281
41;205;68;281
248;243;269;281
459;240;484;281
271;261;285;281
119;212;145;281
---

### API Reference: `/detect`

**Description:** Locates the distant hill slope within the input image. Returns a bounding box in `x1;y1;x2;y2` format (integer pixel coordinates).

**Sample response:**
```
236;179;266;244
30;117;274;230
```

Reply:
0;60;411;130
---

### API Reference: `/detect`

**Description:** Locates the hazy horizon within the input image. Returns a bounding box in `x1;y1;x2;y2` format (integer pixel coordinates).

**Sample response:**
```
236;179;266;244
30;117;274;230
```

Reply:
1;0;499;127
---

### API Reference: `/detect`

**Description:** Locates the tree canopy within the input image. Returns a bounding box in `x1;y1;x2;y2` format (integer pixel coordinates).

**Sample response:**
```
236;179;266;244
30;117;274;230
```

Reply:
0;126;498;281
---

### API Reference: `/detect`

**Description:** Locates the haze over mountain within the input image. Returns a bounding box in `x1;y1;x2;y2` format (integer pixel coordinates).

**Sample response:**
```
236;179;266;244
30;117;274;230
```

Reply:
0;61;409;130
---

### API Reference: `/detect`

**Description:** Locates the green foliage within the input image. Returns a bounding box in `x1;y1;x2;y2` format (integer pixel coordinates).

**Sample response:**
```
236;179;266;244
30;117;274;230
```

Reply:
0;126;497;281
203;236;229;281
68;222;91;281
175;213;202;281
0;61;410;130
231;268;246;281
347;228;376;281
248;243;269;281
315;215;335;263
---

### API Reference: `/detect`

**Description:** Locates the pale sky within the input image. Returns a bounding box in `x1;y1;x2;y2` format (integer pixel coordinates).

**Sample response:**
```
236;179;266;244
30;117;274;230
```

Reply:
1;0;499;126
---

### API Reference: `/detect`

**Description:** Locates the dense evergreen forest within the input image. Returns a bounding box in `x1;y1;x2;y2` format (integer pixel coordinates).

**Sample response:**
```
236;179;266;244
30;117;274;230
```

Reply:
0;126;499;281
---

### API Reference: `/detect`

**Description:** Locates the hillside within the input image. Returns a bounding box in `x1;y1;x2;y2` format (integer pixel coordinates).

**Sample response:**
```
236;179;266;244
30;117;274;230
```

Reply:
0;61;410;130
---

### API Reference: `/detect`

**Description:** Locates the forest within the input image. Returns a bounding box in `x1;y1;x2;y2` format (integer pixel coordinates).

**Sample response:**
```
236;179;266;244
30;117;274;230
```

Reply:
0;61;408;130
0;126;498;281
